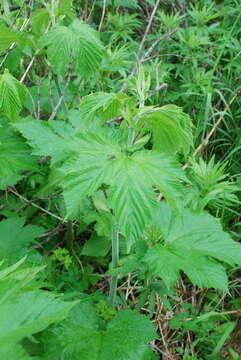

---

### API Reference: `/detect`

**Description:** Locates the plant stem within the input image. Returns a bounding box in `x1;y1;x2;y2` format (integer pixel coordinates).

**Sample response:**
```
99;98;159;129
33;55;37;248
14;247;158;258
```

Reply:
66;221;74;252
108;227;119;306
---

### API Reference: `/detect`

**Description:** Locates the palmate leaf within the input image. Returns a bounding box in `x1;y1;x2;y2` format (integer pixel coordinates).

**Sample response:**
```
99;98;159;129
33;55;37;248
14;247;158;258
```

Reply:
60;130;185;242
0;217;45;264
40;20;104;76
137;105;193;156
43;303;156;360
16;122;185;244
0;121;38;189
0;70;26;119
144;203;241;290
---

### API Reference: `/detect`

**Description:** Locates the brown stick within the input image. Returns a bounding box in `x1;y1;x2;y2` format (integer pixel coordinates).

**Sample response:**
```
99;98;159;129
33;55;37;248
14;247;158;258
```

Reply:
9;188;64;221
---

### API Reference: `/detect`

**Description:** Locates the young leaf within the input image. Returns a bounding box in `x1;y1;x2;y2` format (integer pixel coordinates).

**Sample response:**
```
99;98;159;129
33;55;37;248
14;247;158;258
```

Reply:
0;70;26;119
144;203;241;290
137;105;193;156
79;92;128;124
40;20;104;77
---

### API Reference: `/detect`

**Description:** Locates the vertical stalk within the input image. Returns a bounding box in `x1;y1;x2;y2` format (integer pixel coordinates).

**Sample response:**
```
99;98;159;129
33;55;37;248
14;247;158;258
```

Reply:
66;221;73;252
108;227;119;306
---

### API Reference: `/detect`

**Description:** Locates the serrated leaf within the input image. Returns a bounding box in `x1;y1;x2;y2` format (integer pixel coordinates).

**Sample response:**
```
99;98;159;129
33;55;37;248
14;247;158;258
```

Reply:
43;303;156;359
138;105;193;156
0;121;38;189
0;70;26;118
107;150;185;243
144;203;241;290
40;20;104;76
15;120;79;163
0;217;45;264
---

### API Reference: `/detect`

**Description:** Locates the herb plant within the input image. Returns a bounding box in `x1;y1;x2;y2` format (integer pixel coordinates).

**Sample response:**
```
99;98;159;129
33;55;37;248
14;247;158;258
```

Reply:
1;0;241;358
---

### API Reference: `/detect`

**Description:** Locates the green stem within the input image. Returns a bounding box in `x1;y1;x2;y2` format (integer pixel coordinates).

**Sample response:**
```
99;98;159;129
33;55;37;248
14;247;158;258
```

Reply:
66;221;73;252
108;227;119;306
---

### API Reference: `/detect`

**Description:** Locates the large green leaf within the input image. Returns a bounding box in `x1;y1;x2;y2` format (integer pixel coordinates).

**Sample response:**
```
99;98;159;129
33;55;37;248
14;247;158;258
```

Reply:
43;303;156;359
40;20;104;76
0;70;26;119
0;121;38;189
60;130;185;242
16;122;185;243
144;203;241;290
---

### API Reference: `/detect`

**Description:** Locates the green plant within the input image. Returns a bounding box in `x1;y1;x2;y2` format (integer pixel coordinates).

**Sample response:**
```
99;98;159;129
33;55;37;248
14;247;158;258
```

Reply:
1;0;241;358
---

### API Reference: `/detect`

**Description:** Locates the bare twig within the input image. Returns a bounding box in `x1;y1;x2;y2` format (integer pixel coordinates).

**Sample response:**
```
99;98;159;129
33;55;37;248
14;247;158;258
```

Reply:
148;83;168;97
137;0;161;57
9;188;64;221
120;30;177;92
183;89;241;169
140;30;177;62
184;309;241;322
20;56;36;83
98;0;107;31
